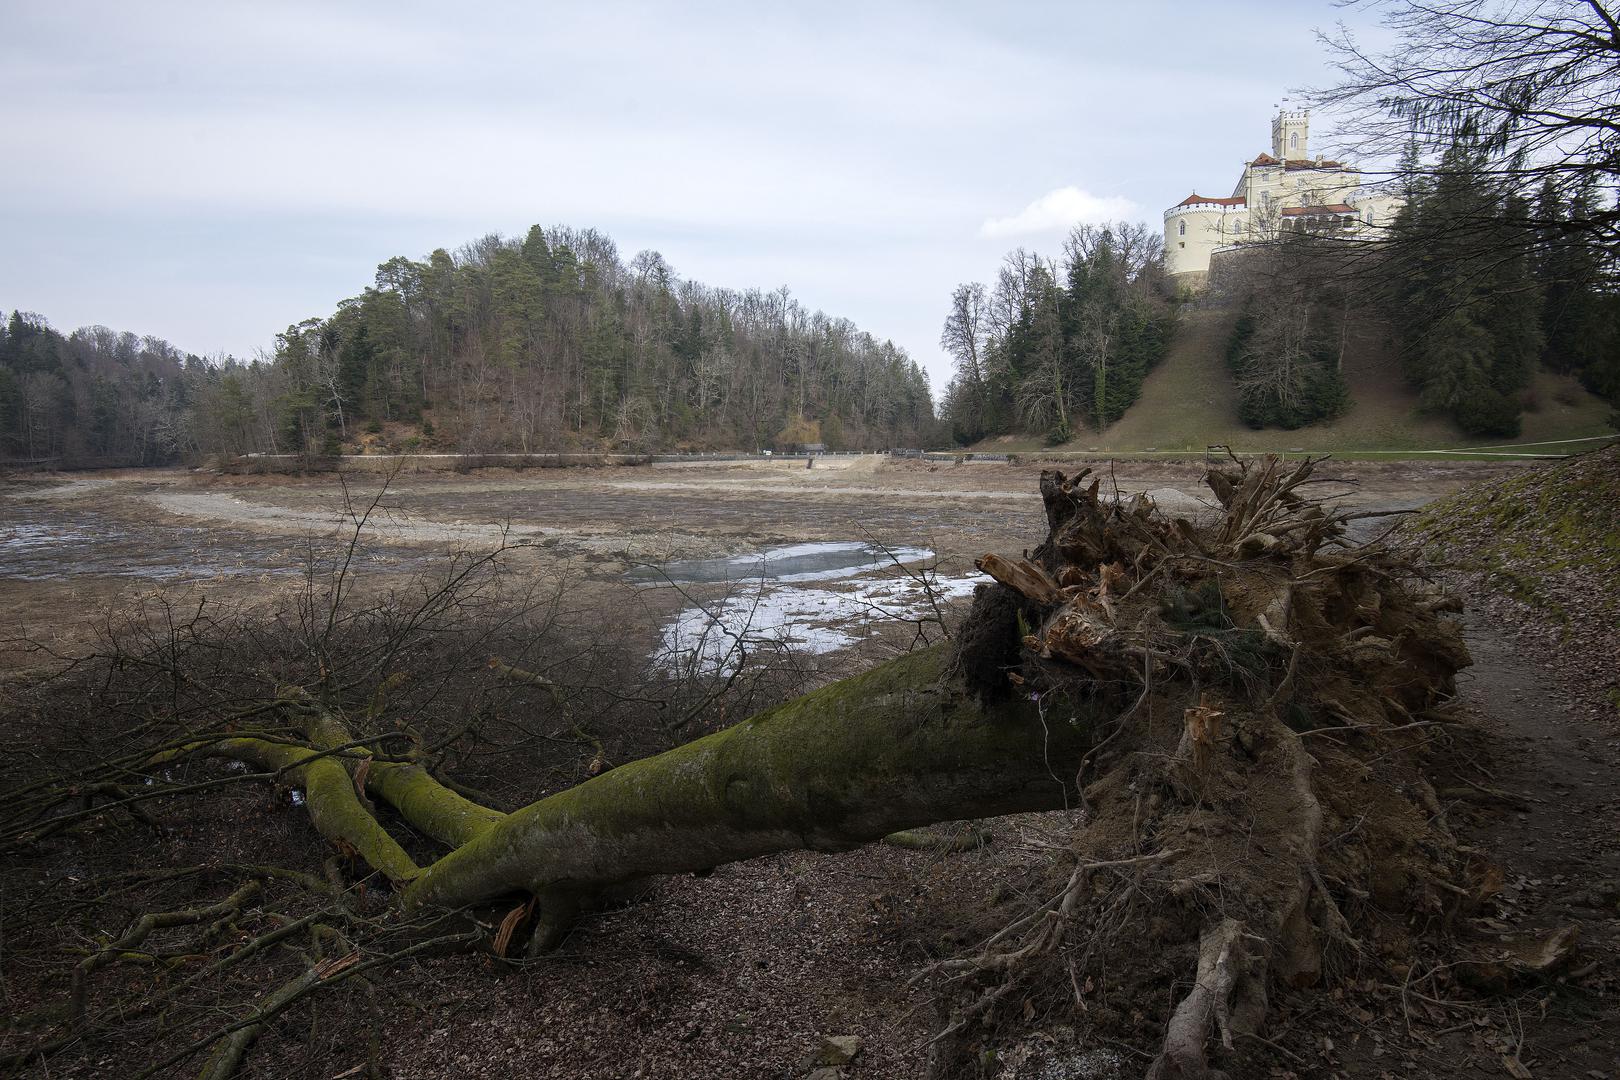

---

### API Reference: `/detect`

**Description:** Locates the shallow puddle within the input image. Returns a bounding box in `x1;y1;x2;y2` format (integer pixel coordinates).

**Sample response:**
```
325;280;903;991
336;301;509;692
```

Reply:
653;573;982;675
635;541;983;675
626;541;935;584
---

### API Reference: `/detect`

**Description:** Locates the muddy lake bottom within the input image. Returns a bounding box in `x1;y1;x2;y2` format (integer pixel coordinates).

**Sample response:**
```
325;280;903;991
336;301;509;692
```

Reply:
0;457;1492;671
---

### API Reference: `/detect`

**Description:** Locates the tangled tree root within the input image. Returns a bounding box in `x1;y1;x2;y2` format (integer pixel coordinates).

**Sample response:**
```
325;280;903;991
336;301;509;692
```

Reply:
924;455;1477;1077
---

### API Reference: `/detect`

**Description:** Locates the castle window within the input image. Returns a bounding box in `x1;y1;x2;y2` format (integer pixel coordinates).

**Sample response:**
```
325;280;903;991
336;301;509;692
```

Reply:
1289;132;1299;152
1178;221;1185;236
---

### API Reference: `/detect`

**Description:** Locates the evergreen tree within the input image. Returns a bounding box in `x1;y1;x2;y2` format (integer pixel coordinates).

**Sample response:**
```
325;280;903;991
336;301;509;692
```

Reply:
1482;195;1542;398
1382;126;1537;435
942;221;1173;443
1539;179;1616;387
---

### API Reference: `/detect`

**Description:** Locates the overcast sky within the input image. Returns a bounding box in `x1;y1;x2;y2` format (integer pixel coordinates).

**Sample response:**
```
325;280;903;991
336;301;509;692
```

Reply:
0;1;1389;394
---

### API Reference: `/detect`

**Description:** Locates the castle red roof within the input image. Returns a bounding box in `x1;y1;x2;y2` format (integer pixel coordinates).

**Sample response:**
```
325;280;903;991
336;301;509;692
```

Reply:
1246;153;1353;171
1281;204;1357;216
1175;193;1247;207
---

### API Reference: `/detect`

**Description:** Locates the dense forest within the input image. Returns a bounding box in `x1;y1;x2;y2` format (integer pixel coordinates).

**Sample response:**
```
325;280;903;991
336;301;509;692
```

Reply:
937;222;1177;445
9;186;1613;465
1378;134;1620;437
0;226;939;465
0;312;206;465
266;227;938;455
1218;131;1620;439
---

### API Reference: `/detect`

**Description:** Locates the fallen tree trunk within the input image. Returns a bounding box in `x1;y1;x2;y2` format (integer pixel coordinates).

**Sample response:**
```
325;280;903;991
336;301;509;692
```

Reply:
402;645;1087;912
158;641;1094;966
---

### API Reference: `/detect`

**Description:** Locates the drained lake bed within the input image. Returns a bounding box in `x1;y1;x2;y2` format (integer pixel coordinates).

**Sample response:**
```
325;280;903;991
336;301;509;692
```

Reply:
0;456;1510;672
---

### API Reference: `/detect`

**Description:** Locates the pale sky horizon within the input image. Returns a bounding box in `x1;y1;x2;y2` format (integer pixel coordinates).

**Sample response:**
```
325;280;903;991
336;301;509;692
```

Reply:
1;1;1394;396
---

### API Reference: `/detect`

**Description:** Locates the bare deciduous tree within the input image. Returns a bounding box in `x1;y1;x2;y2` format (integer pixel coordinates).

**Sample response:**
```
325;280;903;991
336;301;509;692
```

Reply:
1314;0;1620;246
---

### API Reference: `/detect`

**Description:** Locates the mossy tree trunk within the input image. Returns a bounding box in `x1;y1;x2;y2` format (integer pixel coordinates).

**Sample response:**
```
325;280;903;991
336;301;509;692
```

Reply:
186;643;1091;951
401;646;1088;917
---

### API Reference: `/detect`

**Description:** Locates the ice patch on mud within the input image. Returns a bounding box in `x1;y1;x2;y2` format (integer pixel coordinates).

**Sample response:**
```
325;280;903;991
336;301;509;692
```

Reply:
628;541;935;585
0;523;98;555
653;572;982;676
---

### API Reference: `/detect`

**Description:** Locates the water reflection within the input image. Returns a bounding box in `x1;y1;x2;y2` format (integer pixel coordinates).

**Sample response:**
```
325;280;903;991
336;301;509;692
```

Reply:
627;541;935;584
634;541;983;675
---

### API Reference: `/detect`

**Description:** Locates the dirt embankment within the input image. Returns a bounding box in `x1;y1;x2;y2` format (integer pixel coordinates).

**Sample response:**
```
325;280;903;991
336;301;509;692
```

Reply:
1409;443;1620;724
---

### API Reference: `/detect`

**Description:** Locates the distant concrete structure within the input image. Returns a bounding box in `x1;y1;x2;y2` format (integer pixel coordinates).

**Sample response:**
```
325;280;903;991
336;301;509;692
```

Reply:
1164;107;1404;291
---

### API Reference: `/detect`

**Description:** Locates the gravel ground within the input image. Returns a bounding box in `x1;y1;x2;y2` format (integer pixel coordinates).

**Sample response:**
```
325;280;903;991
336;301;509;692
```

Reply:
270;826;1049;1080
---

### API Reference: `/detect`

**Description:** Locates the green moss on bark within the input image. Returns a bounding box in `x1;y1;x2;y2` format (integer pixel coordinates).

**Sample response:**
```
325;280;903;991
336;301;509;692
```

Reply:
404;645;1092;911
366;761;506;848
176;737;422;886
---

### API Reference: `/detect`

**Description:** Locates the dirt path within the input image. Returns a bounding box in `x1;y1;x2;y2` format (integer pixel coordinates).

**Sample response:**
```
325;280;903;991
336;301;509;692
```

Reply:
1301;615;1620;1079
1440;620;1620;1077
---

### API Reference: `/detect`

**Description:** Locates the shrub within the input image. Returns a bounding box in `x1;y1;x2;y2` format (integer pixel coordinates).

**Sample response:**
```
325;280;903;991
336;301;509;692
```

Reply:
1226;312;1348;430
1457;389;1523;438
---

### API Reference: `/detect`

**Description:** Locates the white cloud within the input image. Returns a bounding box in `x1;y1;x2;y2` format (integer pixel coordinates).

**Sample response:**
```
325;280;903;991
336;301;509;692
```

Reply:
980;186;1138;238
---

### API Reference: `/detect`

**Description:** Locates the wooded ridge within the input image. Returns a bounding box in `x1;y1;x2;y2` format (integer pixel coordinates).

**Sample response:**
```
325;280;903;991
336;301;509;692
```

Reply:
0;226;939;466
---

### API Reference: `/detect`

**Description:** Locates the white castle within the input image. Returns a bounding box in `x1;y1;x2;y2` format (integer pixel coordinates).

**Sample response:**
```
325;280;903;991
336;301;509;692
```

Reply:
1163;108;1403;288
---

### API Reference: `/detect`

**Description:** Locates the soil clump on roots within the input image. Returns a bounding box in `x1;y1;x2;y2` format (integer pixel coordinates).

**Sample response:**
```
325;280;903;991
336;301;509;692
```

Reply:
922;456;1491;1077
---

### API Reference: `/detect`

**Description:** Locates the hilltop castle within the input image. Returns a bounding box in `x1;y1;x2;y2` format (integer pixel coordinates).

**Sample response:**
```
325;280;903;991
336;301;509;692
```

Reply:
1163;109;1403;289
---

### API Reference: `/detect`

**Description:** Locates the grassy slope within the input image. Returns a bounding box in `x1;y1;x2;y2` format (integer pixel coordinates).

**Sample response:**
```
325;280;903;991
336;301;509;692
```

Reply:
1409;443;1620;668
974;308;1614;456
1414;442;1620;571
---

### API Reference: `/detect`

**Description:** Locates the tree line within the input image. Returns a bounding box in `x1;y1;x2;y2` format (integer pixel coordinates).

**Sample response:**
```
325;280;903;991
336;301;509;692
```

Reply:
937;222;1176;446
1;226;939;465
1375;133;1619;437
261;226;936;457
0;312;213;465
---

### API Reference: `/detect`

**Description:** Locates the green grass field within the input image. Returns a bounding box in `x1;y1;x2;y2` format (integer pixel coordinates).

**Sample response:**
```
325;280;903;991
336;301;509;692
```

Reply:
970;308;1615;460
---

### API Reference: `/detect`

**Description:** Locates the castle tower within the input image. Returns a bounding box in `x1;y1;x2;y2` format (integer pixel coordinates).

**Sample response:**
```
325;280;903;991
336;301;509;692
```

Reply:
1271;109;1309;160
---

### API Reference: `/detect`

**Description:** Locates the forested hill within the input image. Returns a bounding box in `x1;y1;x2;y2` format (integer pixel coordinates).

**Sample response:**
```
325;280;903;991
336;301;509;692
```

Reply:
0;225;939;466
270;226;937;455
0;313;201;466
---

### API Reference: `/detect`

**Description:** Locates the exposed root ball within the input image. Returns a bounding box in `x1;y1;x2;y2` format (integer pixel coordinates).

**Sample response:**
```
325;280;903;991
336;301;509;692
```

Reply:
937;455;1474;1077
